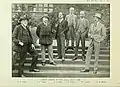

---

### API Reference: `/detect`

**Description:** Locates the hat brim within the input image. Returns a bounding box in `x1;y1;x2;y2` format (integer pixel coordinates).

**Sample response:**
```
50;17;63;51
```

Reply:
19;18;29;22
41;16;49;20
93;15;101;19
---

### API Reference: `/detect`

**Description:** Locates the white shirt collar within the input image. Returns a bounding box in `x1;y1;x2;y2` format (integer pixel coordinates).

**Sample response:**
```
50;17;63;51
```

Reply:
80;17;84;20
21;24;27;29
59;18;63;23
69;13;74;16
97;22;100;25
94;21;100;27
43;22;48;26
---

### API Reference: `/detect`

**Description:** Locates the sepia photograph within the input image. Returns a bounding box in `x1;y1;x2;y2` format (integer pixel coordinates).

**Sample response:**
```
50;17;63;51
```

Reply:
12;3;110;78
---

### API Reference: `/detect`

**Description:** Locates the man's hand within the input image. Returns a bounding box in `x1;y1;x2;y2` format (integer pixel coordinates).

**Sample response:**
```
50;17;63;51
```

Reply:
91;35;94;38
52;30;56;33
55;23;58;27
82;30;87;36
60;31;64;35
19;41;24;46
93;35;101;42
31;44;35;49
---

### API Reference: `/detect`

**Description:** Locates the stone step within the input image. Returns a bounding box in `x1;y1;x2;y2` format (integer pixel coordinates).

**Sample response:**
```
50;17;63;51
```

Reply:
14;63;110;71
26;53;110;59
15;58;110;65
35;45;110;50
35;48;110;54
12;70;110;78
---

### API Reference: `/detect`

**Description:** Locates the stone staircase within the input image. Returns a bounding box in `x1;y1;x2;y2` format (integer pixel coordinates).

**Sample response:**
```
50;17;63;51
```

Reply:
12;40;110;78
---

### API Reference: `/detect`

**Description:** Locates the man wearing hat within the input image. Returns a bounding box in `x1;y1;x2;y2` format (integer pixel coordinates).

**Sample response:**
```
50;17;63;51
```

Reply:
81;13;106;74
73;11;89;61
12;16;40;77
36;16;56;66
65;7;77;51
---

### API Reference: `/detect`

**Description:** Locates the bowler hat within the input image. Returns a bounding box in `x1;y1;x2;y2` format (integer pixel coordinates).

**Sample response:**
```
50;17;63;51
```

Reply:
94;13;102;19
19;16;29;22
41;15;49;20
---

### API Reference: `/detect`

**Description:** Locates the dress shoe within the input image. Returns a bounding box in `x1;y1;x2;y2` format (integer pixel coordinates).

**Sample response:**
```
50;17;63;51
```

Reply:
71;47;75;50
21;75;26;77
93;70;98;74
72;56;78;61
56;56;61;59
18;74;25;77
50;62;56;65
41;62;46;66
81;69;90;72
29;69;40;72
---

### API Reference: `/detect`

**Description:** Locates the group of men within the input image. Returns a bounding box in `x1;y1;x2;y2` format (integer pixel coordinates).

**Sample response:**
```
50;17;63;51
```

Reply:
12;7;106;77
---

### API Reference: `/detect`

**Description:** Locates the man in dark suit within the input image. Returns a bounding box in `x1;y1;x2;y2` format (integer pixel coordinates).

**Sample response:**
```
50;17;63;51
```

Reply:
73;11;89;61
12;16;40;77
55;12;68;61
36;16;56;66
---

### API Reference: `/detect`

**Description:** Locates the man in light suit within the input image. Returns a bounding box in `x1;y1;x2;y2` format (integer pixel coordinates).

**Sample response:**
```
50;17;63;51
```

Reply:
65;7;77;51
73;11;89;61
81;13;106;74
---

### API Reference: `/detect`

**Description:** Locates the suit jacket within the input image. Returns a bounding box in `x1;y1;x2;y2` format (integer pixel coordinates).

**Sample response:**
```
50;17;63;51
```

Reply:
76;18;89;33
65;14;77;28
88;22;106;43
56;19;68;37
12;24;33;52
36;22;54;45
12;24;33;44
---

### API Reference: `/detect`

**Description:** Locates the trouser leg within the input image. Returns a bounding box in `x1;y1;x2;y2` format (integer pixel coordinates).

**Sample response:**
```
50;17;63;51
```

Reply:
75;32;80;56
28;44;39;69
41;45;46;62
60;35;65;58
12;52;18;69
94;41;100;71
66;39;69;49
48;44;54;63
81;34;86;57
57;36;61;57
18;45;28;76
85;40;94;70
66;28;70;48
71;26;75;48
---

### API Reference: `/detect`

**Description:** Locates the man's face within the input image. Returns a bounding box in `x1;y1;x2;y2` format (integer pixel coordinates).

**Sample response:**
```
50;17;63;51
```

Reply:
94;16;99;22
21;20;28;26
80;14;85;18
69;9;74;14
58;12;63;19
80;11;85;18
43;17;48;24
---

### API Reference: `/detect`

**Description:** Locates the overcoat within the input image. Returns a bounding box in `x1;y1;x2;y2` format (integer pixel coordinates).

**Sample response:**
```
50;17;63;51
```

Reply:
36;23;54;45
12;24;33;52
